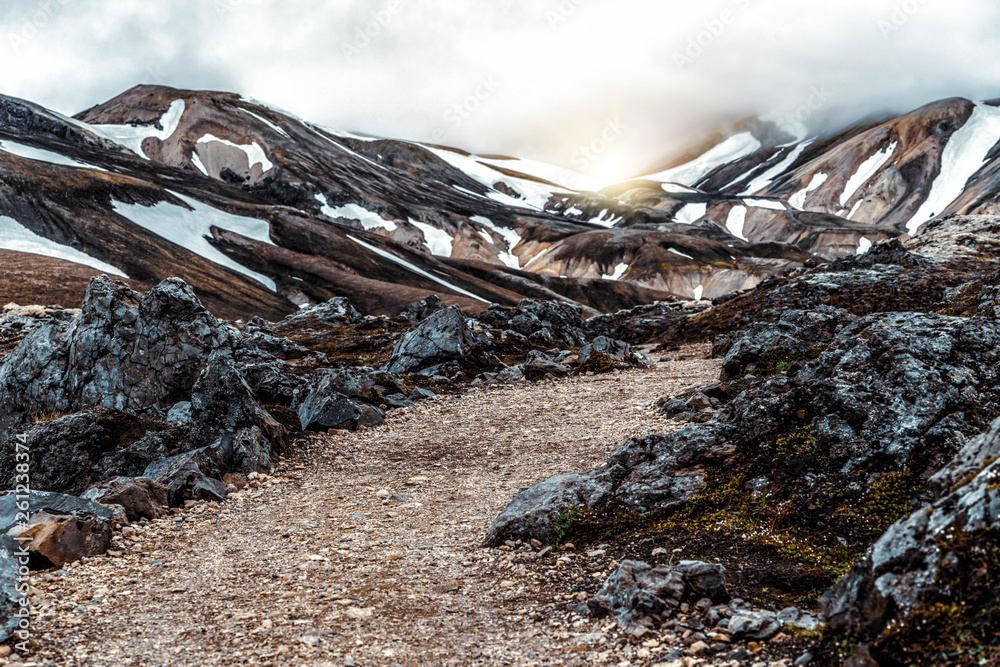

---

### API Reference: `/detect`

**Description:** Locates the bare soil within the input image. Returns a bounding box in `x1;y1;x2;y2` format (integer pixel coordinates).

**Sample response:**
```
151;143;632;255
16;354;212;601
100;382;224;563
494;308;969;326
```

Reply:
24;345;792;666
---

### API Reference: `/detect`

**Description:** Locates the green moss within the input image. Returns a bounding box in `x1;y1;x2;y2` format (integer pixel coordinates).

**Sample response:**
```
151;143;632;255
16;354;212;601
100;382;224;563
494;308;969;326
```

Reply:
576;351;615;375
858;471;919;534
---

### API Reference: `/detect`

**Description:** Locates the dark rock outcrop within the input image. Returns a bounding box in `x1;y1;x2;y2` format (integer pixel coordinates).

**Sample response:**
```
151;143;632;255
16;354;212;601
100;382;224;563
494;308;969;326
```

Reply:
0;491;117;566
488;310;1000;544
400;294;446;324
384;306;475;374
476;299;588;347
819;417;1000;664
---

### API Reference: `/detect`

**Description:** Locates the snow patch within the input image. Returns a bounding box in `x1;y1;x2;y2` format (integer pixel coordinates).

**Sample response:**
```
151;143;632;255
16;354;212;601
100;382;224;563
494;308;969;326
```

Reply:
190;152;208;175
905;103;1000;235
197;133;273;173
846;200;863;220
0;215;127;277
740;141;812;195
647;132;762;186
476;156;601;192
744;198;786;211
0;139;102;170
602;263;629;281
88;99;185;159
667;248;694;260
315;194;397;232
470;215;522;268
839;142;897;207
857;237;872;255
788;172;828;209
409;220;454;258
238;107;289;137
693;285;704;301
346;234;488;303
674;203;707;224
113;193;275;291
726;206;748;241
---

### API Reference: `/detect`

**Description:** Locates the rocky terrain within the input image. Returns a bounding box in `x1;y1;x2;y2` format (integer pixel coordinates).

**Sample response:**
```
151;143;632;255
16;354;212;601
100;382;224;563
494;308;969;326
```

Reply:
5;83;1000;666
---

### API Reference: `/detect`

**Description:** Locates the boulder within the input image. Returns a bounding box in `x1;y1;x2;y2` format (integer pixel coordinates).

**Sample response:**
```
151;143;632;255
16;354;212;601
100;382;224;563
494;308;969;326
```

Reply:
83;477;169;521
819;418;1000;664
588;560;728;628
578;336;653;370
0;491;116;566
522;352;573;381
276;297;363;328
384;306;475;374
0;276;237;437
727;610;782;641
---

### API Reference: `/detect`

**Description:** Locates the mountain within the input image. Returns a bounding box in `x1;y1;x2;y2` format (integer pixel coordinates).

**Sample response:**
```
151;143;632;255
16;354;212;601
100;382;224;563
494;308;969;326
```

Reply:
0;85;816;319
3;85;1000;322
623;97;1000;260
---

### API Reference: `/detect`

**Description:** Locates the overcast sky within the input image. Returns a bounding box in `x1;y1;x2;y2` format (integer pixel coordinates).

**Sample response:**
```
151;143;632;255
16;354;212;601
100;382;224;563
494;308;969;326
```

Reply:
2;0;1000;179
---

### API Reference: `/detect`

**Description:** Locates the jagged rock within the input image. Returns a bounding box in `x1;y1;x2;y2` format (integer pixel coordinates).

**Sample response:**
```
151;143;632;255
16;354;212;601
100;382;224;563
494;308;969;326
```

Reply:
0;410;173;494
716;307;856;378
277;297;363;328
295;367;389;431
819;415;1000;663
400;294;446;324
0;491;116;566
383;393;414;409
82;477;169;522
384;306;475;374
587;560;728;628
409;388;435;401
0;276;237;437
522;352;573;381
489;310;1000;543
166;401;192;425
186;353;288;475
477;299;588;347
578;336;653;369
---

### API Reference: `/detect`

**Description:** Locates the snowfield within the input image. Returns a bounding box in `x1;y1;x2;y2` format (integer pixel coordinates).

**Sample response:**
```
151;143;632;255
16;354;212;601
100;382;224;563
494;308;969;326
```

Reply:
315;194;397;232
726;206;748;241
0;215;127;277
88;99;186;159
905;103;1000;235
740;141;811;195
113;192;276;290
0;139;102;170
409;220;454;258
601;263;629;281
789;173;828;209
646;132;761;186
840;142;897;207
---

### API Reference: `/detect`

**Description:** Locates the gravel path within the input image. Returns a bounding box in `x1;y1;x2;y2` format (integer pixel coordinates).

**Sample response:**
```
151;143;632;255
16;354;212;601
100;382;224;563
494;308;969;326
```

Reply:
29;346;721;667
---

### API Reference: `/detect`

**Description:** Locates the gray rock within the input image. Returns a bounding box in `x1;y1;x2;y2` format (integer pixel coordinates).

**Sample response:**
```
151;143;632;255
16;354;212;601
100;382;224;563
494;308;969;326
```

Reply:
166;401;192;425
588;559;728;628
522;353;573;381
728;610;781;641
384;307;475;374
277;297;363;328
578;336;653;369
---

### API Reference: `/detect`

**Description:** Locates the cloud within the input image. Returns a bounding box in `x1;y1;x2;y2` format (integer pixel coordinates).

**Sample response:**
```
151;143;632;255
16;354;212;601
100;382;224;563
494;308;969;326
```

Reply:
1;0;999;179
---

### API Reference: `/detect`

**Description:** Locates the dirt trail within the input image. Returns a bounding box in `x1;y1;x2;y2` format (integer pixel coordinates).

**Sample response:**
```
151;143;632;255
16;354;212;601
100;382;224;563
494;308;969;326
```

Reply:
30;347;720;667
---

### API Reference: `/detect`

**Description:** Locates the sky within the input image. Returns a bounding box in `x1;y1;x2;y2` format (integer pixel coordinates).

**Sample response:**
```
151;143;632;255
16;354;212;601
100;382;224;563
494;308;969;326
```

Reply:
2;0;1000;180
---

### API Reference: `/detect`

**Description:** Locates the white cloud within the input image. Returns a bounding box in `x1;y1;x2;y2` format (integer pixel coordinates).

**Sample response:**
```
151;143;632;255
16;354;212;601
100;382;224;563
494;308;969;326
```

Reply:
1;0;999;179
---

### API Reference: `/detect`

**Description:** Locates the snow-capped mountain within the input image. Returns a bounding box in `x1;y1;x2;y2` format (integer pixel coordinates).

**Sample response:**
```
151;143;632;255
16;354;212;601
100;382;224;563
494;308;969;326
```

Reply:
7;84;995;320
621;97;1000;261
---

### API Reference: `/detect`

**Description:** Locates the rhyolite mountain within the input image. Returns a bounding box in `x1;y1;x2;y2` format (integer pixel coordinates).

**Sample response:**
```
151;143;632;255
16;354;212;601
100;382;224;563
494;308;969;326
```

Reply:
2;85;1000;321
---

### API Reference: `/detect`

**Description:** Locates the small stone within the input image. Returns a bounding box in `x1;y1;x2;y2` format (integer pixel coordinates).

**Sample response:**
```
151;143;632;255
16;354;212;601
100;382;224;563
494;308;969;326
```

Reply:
688;640;710;655
536;547;553;558
375;489;391;498
794;653;814;665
